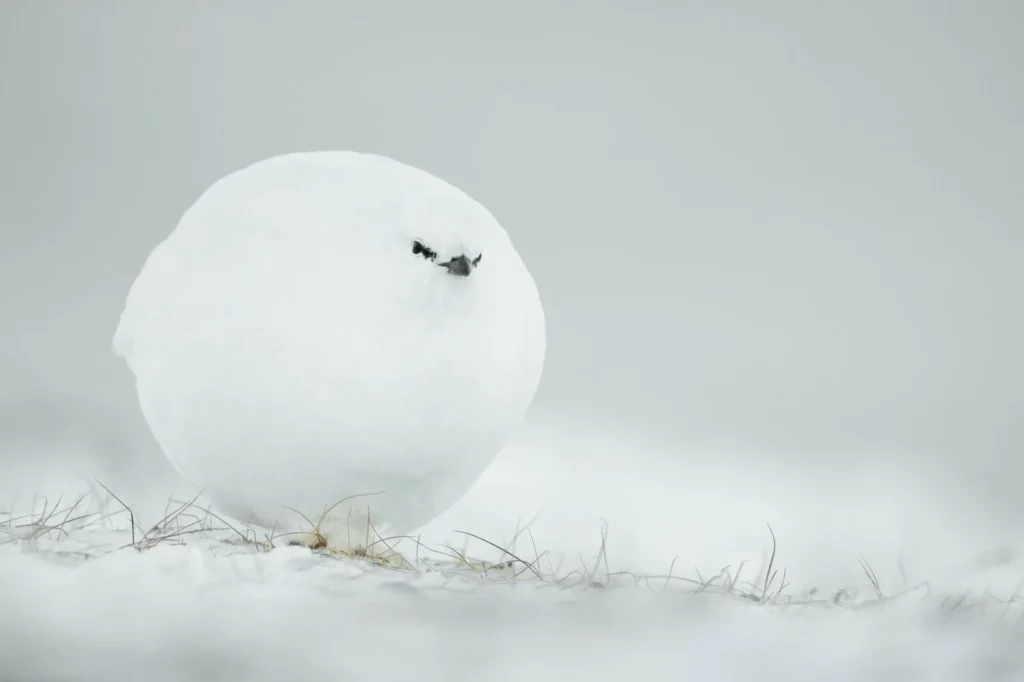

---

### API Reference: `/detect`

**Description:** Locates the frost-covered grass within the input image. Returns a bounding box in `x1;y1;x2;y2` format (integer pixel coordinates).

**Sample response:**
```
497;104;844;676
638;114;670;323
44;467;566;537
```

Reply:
0;485;1023;682
1;485;1021;609
2;415;1023;680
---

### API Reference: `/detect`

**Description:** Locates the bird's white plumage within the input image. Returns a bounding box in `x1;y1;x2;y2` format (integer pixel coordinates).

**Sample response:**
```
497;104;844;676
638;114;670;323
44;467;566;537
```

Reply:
115;151;545;548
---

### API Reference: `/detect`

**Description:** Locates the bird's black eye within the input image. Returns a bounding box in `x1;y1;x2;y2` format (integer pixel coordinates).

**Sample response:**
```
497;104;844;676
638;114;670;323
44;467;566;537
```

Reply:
472;254;482;266
412;240;437;261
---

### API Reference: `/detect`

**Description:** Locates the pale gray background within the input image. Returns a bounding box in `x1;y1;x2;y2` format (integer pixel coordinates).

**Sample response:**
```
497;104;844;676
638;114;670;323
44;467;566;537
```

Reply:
1;2;1021;508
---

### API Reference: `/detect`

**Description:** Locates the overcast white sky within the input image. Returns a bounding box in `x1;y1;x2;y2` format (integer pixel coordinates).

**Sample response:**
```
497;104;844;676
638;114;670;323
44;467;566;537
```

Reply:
1;2;1021;512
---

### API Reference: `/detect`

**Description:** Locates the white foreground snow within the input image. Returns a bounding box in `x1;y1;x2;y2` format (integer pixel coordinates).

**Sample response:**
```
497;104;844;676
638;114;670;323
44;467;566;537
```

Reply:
1;539;1020;682
1;413;1022;681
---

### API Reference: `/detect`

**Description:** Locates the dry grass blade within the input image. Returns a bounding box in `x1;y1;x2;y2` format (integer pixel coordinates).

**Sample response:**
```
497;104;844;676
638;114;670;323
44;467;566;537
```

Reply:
282;506;318;530
761;522;777;604
527;529;544;574
361;519;407;566
858;556;884;600
53;495;90;539
398;535;470;566
588;520;611;587
191;503;271;549
41;511;102;540
729;561;747;595
146;490;206;538
771;568;790;603
998;579;1024;621
453;530;543;580
93;479;140;546
502;509;544;556
440;543;475;568
37;494;62;527
663;556;680;593
280;491;387;550
318;491;385;525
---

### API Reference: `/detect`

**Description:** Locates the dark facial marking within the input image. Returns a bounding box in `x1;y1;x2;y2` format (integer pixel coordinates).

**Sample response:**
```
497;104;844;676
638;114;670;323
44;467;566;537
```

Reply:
412;240;437;261
443;255;473;277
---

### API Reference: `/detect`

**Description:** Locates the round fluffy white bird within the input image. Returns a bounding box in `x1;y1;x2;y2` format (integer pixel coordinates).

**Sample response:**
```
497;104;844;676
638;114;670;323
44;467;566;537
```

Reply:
114;151;545;551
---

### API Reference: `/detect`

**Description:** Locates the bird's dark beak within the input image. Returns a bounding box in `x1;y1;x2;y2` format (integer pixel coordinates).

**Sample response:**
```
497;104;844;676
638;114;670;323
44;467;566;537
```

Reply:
441;255;473;277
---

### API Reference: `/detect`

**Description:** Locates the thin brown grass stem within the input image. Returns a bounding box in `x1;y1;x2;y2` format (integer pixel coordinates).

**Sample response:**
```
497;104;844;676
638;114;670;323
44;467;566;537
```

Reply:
453;530;543;580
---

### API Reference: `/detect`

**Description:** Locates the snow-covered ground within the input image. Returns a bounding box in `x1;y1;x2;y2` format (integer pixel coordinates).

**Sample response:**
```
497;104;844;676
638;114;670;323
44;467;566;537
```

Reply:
1;412;1022;681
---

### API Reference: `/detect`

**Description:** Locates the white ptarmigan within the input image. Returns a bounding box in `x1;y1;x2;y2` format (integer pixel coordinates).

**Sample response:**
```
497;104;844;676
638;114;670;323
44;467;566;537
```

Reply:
114;151;545;550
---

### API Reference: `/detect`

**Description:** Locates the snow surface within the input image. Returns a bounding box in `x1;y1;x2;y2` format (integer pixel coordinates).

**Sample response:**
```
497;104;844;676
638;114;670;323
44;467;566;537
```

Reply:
112;151;546;550
1;413;1023;681
1;540;1021;682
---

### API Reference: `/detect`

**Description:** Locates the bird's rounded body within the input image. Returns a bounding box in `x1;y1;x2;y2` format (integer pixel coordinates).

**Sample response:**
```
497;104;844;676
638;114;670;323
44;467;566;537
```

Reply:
115;151;545;549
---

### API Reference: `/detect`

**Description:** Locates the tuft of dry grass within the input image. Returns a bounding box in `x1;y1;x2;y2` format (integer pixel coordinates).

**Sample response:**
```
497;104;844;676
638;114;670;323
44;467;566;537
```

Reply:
0;484;1020;618
0;492;101;543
